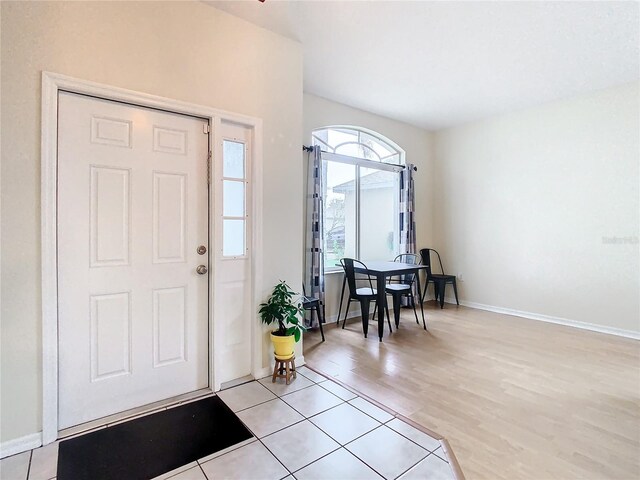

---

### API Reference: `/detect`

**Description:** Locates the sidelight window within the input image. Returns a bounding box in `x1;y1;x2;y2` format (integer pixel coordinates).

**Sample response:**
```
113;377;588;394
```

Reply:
222;139;247;257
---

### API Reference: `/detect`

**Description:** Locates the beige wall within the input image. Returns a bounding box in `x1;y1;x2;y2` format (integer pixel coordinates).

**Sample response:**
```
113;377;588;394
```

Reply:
433;82;640;333
0;1;303;443
303;93;434;321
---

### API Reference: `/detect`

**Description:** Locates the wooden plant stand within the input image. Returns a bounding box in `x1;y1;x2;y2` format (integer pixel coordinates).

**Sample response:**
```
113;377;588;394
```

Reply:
272;354;296;385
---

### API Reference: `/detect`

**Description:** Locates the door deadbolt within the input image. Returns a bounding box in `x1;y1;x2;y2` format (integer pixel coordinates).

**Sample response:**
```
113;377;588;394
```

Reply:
196;265;208;275
197;245;207;255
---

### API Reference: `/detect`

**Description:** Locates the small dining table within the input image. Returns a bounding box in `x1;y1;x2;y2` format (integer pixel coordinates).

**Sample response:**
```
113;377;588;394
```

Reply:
352;261;427;341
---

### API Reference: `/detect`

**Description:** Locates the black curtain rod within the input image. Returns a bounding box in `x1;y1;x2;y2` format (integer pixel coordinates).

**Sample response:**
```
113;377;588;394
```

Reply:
302;145;417;171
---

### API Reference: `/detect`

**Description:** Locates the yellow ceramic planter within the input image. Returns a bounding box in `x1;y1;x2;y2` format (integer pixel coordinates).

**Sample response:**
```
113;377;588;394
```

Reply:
270;332;295;359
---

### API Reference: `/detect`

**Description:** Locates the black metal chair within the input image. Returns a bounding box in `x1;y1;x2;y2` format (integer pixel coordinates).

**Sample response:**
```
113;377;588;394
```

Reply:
385;254;426;329
302;284;325;342
339;258;392;338
419;248;459;309
336;270;371;326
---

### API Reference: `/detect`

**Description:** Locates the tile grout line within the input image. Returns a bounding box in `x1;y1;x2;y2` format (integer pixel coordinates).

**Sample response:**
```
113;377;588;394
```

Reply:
233;396;280;414
223;380;280;413
254;375;437;474
287;443;342;476
196;437;258;467
337;425;395;480
247;417;308;443
384;418;443;455
303;363;465;478
347;398;396;425
277;381;324;399
217;383;322;448
209;382;380;480
305;398;353;422
288;410;405;480
432;447;448;463
310;416;384;452
316;379;358;401
331;422;431;480
229;377;318;414
392;451;434;480
248;393;389;478
197;461;209;480
296;370;328;384
239;378;381;479
303;365;425;427
255;435;295;478
278;394;345;419
268;377;346;418
25;449;33;480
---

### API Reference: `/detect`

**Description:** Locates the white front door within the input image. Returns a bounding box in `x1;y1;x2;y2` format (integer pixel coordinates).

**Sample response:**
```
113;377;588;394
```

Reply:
57;92;210;429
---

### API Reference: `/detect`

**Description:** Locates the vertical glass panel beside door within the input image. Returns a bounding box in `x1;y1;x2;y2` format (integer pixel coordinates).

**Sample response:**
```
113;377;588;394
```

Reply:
222;139;246;257
223;219;245;257
223;181;245;217
223;140;245;179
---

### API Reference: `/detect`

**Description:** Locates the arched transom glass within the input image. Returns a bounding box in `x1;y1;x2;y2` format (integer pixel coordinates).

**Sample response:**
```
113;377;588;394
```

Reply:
312;126;404;165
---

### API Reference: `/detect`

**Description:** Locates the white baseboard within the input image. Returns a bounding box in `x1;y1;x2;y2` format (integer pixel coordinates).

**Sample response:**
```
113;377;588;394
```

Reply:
0;432;42;459
442;297;640;340
253;366;272;380
326;309;362;324
324;308;395;326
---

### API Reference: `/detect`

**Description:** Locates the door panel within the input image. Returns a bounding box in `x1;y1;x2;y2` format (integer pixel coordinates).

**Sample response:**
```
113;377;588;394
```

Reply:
153;172;187;263
90;166;131;267
90;292;131;381
58;92;209;429
153;287;187;367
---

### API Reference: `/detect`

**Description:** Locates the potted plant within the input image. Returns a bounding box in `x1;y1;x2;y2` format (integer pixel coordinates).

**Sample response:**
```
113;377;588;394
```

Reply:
259;281;306;358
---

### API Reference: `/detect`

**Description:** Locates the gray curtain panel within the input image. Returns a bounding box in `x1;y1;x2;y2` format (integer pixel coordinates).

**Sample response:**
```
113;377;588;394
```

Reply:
399;164;417;304
305;147;325;328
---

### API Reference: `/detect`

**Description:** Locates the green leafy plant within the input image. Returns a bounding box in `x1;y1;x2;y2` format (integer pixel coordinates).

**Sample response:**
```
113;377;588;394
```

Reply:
259;281;307;342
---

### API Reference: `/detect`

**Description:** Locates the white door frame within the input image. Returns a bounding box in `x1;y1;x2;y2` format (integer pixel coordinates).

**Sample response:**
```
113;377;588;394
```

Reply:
41;72;264;445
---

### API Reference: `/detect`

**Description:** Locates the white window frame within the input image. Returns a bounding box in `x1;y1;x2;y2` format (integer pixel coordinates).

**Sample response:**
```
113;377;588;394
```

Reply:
313;126;405;273
221;137;250;259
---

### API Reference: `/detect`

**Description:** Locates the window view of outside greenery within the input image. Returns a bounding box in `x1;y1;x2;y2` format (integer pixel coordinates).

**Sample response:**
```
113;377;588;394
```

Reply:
313;128;402;270
324;162;355;269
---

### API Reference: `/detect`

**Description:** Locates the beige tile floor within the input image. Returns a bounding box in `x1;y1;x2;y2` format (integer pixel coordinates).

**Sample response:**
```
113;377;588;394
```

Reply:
0;367;456;480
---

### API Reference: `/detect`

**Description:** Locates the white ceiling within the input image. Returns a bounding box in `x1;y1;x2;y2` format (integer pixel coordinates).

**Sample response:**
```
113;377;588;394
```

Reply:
207;1;639;130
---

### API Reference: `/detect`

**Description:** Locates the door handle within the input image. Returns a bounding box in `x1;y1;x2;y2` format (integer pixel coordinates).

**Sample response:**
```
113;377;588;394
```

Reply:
196;265;208;275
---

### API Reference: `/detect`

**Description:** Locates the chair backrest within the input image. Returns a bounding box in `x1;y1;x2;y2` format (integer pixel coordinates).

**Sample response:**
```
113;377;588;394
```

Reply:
394;253;418;265
419;248;445;277
392;253;418;284
340;258;375;298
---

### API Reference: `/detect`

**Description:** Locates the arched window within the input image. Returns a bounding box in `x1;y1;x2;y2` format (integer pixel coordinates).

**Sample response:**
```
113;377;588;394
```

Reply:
312;126;404;165
311;126;405;270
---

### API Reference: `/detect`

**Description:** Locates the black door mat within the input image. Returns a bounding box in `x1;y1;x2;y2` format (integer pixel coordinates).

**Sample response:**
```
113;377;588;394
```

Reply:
57;396;254;480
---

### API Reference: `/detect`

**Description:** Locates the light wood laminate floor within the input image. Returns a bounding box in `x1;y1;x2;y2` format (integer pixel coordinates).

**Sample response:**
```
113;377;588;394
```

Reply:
303;302;640;480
